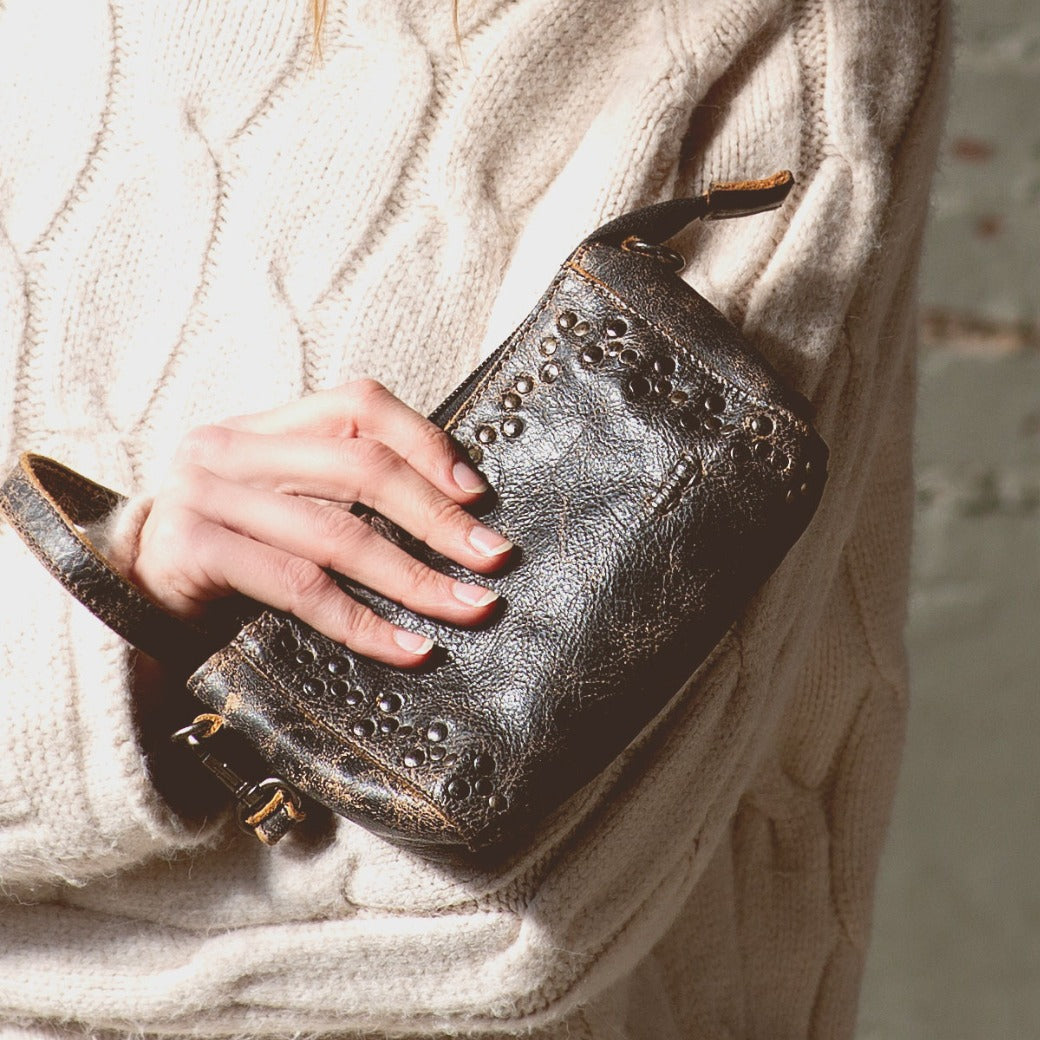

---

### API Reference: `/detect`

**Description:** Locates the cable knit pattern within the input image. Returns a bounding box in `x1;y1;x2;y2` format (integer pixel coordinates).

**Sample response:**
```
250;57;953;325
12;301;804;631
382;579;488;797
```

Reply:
0;0;948;1036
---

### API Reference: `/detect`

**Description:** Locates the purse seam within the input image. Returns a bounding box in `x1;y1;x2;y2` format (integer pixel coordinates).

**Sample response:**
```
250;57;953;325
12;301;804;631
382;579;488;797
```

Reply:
233;631;460;835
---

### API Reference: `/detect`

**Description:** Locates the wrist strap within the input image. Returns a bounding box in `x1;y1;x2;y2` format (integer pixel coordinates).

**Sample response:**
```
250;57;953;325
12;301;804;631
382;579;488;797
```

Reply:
0;452;305;842
0;452;216;671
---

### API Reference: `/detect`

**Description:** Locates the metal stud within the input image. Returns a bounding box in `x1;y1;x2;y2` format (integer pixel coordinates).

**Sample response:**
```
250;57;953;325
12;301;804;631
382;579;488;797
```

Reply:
476;425;497;444
703;414;723;432
502;391;522;411
624;374;651;400
429;744;446;761
502;416;525;438
605;317;628;338
447;777;471;799
332;678;356;700
515;374;535;394
669;390;688;406
773;450;789;470
580;344;605;366
750;415;774;436
540;361;560;383
404;748;426;768
427;721;448;743
474;777;494;796
572;320;591;336
654;356;676;375
302;678;325;696
327;658;350;675
619;348;641;367
295;648;315;666
674;459;699;486
473;753;494;774
468;444;483;464
730;443;752;464
704;393;725;414
754;440;773;460
539;336;558;356
488;793;508;811
557;311;577;330
353;718;376;739
654;377;673;397
679;410;700;433
378;692;403;714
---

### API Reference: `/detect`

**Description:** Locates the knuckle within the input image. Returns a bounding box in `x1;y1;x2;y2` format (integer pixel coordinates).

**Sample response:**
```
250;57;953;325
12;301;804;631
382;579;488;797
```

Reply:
398;553;439;599
279;556;331;610
336;600;384;646
175;424;228;465
344;436;395;477
415;422;456;464
344;377;387;409
420;491;465;537
164;463;210;507
312;504;361;549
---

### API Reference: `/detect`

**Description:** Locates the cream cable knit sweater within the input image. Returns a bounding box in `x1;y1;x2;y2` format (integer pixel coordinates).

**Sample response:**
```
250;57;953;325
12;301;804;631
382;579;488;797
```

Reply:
0;0;948;1037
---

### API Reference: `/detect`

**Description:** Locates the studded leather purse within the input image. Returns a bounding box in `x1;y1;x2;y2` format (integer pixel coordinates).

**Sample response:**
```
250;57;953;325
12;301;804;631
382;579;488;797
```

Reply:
0;171;827;860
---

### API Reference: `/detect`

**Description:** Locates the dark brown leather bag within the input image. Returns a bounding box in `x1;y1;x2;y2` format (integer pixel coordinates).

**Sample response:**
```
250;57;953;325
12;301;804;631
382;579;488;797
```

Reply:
0;172;827;861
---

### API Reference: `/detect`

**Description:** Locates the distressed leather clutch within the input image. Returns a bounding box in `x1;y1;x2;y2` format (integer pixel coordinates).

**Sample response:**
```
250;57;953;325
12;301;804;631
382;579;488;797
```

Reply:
0;172;827;861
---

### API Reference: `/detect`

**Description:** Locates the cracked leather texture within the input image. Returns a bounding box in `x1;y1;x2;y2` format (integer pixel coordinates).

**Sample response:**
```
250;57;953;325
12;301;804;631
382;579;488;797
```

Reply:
189;231;828;860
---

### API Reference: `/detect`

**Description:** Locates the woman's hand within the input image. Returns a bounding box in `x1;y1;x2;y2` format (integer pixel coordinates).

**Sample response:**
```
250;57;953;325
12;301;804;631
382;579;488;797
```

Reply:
130;379;510;667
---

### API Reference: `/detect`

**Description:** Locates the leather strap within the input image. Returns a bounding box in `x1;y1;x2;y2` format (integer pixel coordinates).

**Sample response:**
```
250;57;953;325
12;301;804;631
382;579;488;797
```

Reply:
0;452;216;671
583;170;794;249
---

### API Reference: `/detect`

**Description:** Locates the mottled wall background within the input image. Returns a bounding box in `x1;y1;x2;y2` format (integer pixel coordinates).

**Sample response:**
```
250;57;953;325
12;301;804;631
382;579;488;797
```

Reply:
857;2;1040;1036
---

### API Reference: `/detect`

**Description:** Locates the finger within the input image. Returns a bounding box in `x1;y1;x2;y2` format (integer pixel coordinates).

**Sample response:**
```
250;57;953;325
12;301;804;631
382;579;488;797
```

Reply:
191;521;438;667
186;467;500;624
177;427;513;574
220;379;488;501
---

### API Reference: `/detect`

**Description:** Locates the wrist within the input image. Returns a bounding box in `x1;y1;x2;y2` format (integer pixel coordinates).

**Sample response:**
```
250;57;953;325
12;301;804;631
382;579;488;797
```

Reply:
86;492;155;579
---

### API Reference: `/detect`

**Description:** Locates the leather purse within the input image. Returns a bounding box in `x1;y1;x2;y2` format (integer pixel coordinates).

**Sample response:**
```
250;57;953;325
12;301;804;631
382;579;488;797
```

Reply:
0;171;828;861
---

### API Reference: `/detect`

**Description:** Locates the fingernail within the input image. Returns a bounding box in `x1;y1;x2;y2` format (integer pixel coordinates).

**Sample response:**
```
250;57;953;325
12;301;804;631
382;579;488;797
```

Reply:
393;629;435;656
452;581;500;607
468;525;513;558
453;460;488;495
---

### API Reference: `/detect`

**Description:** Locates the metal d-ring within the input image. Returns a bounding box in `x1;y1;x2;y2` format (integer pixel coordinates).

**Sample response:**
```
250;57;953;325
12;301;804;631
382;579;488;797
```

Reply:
620;235;686;273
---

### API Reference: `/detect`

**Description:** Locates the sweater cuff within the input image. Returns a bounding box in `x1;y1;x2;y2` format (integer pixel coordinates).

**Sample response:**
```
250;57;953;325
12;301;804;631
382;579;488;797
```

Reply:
0;528;220;897
83;491;154;578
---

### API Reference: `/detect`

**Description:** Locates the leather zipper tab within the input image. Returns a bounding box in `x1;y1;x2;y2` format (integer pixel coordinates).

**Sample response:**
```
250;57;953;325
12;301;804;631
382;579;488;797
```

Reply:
702;170;795;220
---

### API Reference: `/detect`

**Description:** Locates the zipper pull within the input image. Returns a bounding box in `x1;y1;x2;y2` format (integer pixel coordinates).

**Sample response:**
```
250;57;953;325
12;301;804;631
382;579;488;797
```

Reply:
701;170;794;220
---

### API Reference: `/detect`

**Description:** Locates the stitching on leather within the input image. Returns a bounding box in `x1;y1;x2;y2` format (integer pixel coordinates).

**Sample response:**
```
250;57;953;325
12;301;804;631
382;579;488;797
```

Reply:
440;267;572;433
0;460;208;656
226;640;459;834
566;249;811;432
0;479;132;626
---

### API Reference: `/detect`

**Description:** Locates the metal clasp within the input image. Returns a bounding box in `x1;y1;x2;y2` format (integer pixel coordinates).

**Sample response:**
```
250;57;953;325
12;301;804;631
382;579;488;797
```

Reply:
172;714;306;837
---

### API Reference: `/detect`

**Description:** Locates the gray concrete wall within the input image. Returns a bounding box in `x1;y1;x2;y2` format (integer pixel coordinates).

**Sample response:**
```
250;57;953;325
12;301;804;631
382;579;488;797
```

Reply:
856;2;1040;1036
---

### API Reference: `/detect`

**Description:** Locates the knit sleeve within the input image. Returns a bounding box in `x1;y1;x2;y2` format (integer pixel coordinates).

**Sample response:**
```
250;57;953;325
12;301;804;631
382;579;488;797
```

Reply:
0;516;217;898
